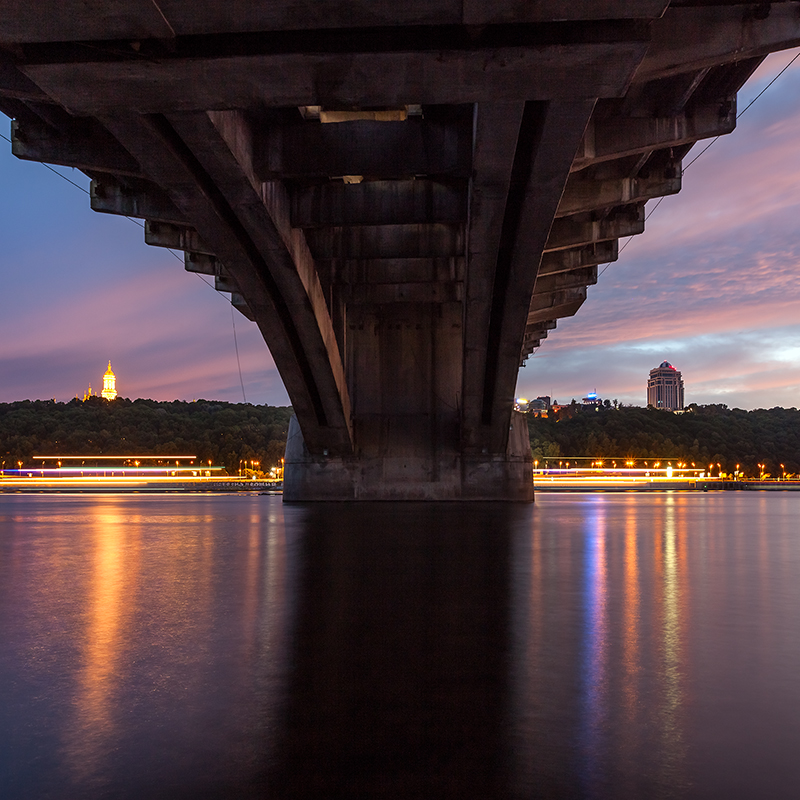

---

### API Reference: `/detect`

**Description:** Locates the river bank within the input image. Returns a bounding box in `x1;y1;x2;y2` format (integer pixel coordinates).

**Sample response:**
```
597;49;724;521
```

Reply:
0;476;282;493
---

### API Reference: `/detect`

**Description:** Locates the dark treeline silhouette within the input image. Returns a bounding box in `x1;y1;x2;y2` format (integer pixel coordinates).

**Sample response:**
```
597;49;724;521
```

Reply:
528;404;800;477
5;398;798;479
0;398;292;474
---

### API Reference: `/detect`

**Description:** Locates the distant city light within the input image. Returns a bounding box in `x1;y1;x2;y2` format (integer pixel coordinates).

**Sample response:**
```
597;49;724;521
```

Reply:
101;361;117;400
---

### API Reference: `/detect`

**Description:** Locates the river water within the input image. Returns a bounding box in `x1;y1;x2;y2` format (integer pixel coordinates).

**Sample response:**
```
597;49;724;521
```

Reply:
1;492;799;799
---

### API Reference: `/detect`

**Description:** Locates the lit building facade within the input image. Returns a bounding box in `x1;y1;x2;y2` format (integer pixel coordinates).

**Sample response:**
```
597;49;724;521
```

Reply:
582;391;602;408
647;361;684;410
101;361;117;400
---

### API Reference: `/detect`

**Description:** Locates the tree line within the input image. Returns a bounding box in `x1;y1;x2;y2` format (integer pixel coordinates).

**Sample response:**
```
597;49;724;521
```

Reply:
3;398;798;479
527;404;800;477
0;398;293;475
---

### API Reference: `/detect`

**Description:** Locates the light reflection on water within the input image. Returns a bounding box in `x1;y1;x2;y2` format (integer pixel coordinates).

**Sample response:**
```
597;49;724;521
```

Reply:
510;492;800;799
1;492;800;798
62;504;131;789
579;497;609;795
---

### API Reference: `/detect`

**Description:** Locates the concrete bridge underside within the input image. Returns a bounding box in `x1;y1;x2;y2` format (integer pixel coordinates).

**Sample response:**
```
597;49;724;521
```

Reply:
2;2;799;499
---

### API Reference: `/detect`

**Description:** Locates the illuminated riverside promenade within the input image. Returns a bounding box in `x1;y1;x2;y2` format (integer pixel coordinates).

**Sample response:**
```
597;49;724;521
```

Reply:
535;466;708;491
3;467;795;493
0;455;281;492
534;466;800;491
0;474;282;492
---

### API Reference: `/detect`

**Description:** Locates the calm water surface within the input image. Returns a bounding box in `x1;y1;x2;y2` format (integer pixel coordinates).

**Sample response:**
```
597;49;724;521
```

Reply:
1;492;799;798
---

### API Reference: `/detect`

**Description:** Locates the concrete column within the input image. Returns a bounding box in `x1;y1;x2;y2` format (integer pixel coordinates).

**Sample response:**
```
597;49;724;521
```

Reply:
284;297;533;501
284;411;532;502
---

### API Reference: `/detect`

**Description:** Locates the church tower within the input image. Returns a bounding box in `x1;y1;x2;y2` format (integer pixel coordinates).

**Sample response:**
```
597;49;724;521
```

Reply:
101;361;117;400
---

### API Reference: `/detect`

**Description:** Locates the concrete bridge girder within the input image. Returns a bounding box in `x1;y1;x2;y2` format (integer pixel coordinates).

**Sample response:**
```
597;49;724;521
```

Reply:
21;42;648;116
101;110;355;456
3;2;800;499
11;116;144;178
545;207;644;253
305;224;466;261
539;242;620;276
572;96;737;171
0;1;673;44
533;266;599;298
257;113;474;181
461;100;597;456
89;175;185;226
290;181;468;229
557;171;682;218
145;221;213;256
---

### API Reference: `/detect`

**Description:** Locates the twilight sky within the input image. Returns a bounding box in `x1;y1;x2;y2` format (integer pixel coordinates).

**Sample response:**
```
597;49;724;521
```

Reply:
1;49;799;409
517;49;800;410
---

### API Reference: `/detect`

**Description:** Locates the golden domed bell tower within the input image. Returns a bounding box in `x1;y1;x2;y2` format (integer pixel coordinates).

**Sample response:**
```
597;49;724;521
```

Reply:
101;361;117;400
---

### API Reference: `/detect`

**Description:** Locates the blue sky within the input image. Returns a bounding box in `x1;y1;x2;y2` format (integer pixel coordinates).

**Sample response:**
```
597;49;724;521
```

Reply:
1;48;799;409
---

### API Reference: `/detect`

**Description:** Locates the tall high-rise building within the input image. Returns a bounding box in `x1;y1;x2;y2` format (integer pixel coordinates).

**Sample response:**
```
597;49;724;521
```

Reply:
101;361;117;400
647;361;684;410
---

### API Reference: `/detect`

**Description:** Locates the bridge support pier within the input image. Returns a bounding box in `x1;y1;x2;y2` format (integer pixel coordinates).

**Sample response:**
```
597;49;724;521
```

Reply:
283;412;533;502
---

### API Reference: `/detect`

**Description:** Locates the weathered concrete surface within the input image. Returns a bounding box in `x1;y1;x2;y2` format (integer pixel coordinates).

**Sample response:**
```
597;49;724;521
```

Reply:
2;2;799;499
284;411;532;501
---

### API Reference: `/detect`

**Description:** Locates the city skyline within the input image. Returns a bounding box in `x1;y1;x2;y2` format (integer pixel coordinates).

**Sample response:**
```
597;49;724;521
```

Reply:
1;50;799;409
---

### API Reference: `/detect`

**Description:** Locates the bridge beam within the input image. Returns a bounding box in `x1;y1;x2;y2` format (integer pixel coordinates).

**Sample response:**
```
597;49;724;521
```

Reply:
572;97;736;170
256;112;474;180
11;117;144;177
0;2;670;44
557;169;681;217
315;258;463;287
291;181;467;228
545;206;644;251
640;4;800;83
540;241;619;276
533;265;598;297
144;221;213;255
304;224;465;260
461;102;527;457
466;99;596;456
528;287;588;325
90;175;186;224
23;35;649;115
102;110;354;455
